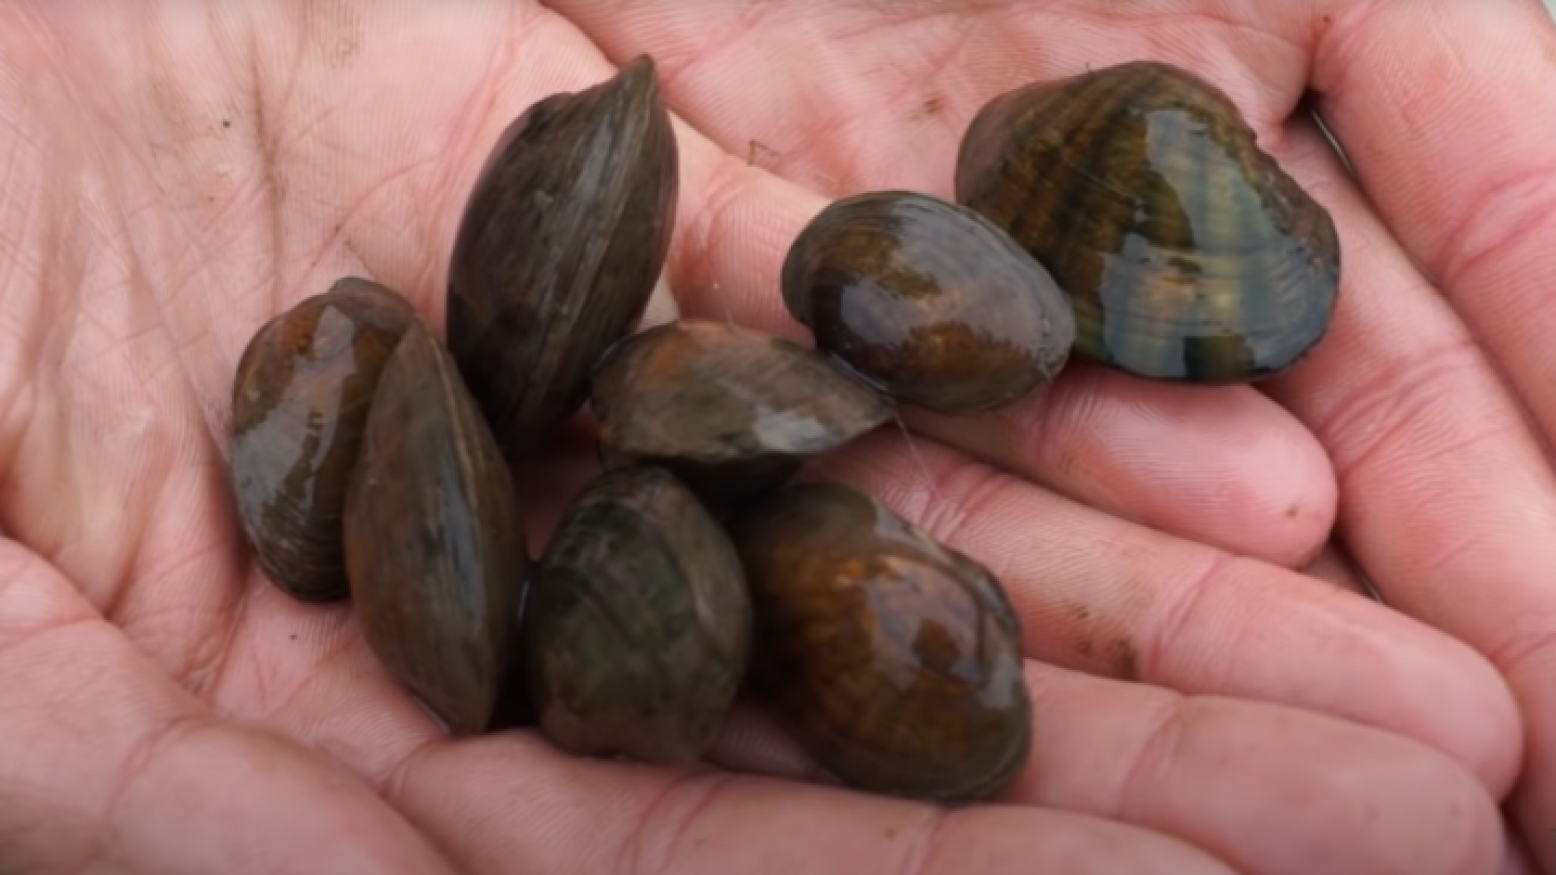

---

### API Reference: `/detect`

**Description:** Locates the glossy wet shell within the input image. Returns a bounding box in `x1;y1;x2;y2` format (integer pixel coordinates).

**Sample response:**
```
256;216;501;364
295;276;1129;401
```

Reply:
524;467;751;762
955;60;1340;383
589;320;894;505
781;190;1076;413
727;482;1031;804
447;55;679;460
343;317;527;737
229;277;415;602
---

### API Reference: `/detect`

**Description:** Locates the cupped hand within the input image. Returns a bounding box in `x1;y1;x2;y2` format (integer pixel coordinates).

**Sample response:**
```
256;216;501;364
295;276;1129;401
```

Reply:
560;0;1556;870
0;2;1531;874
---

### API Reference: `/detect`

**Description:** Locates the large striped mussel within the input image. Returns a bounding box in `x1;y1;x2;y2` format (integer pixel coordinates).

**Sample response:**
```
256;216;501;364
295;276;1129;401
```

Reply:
953;60;1340;382
223;56;1339;806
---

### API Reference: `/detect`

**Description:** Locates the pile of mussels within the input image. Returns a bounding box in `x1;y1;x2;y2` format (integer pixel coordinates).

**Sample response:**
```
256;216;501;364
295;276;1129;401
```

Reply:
227;55;1339;806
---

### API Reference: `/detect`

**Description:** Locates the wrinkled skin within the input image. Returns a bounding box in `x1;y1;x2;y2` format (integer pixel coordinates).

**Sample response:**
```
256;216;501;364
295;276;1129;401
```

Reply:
0;2;1552;874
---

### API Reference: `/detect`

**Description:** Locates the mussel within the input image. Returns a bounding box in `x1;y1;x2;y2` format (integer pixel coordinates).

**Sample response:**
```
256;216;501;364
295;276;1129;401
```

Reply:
524;467;751;762
727;482;1031;805
343;316;527;737
781;190;1076;413
955;60;1340;383
229;277;414;602
447;55;679;460
589;319;894;505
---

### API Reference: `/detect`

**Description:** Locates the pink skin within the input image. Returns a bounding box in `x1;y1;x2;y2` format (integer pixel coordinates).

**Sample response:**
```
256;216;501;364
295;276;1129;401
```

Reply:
0;1;1547;873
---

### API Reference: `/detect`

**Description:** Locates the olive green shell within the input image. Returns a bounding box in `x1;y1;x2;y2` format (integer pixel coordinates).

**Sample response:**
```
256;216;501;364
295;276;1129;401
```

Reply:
524;467;751;763
955;60;1340;383
781;190;1075;414
447;55;678;459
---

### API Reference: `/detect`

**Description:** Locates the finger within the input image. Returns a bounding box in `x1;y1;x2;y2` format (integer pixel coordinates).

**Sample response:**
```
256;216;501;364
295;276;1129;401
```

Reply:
384;737;1239;875
1308;1;1556;448
664;126;1335;568
1005;664;1500;875
900;360;1335;568
0;539;456;875
808;430;1519;796
1259;116;1556;867
286;633;1500;875
699;661;1502;875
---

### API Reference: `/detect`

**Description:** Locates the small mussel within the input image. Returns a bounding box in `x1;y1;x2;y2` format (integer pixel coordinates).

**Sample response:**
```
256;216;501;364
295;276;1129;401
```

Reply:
589;319;894;505
229;277;415;602
727;482;1031;805
955;60;1340;383
447;54;679;460
524;467;751;762
781;190;1075;414
343;317;527;736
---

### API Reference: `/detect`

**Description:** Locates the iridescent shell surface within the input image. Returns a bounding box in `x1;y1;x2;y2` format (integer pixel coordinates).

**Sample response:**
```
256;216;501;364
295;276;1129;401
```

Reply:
955;60;1340;383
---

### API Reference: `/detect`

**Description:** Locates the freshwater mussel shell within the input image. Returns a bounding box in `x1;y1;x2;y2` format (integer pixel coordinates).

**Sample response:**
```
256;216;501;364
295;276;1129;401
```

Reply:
229;276;415;602
589;319;894;506
954;60;1340;383
524;466;751;762
447;54;679;460
781;190;1076;414
727;481;1031;805
343;317;527;737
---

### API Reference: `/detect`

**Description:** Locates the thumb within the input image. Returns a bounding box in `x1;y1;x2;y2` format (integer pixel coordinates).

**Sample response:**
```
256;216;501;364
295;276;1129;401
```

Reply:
0;537;455;875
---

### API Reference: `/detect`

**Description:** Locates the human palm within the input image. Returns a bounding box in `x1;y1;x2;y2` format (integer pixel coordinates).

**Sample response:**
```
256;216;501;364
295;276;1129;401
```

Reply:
2;2;1554;874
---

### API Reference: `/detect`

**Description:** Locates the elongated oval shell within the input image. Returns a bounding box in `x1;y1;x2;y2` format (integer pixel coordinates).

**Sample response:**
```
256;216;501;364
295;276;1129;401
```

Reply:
229;277;414;602
589;319;894;505
727;481;1031;804
955;60;1340;383
343;317;527;736
447;55;679;459
781;190;1075;413
525;467;751;762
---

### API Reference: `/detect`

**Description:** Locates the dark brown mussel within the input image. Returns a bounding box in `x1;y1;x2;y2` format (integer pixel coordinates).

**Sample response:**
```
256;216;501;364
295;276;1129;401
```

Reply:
524;467;751;762
589;320;894;506
343;317;527;737
447;54;679;460
229;277;415;602
781;190;1075;414
955;60;1340;383
727;482;1031;805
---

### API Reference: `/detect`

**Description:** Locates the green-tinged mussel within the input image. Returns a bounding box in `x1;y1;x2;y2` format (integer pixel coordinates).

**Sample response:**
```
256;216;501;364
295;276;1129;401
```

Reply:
955;60;1340;383
229;276;414;602
728;481;1031;805
447;55;679;460
781;190;1075;414
343;317;527;737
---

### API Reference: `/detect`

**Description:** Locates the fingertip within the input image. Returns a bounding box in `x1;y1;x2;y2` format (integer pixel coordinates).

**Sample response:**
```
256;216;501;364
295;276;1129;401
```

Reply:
910;362;1338;569
1048;367;1338;568
387;732;1240;875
